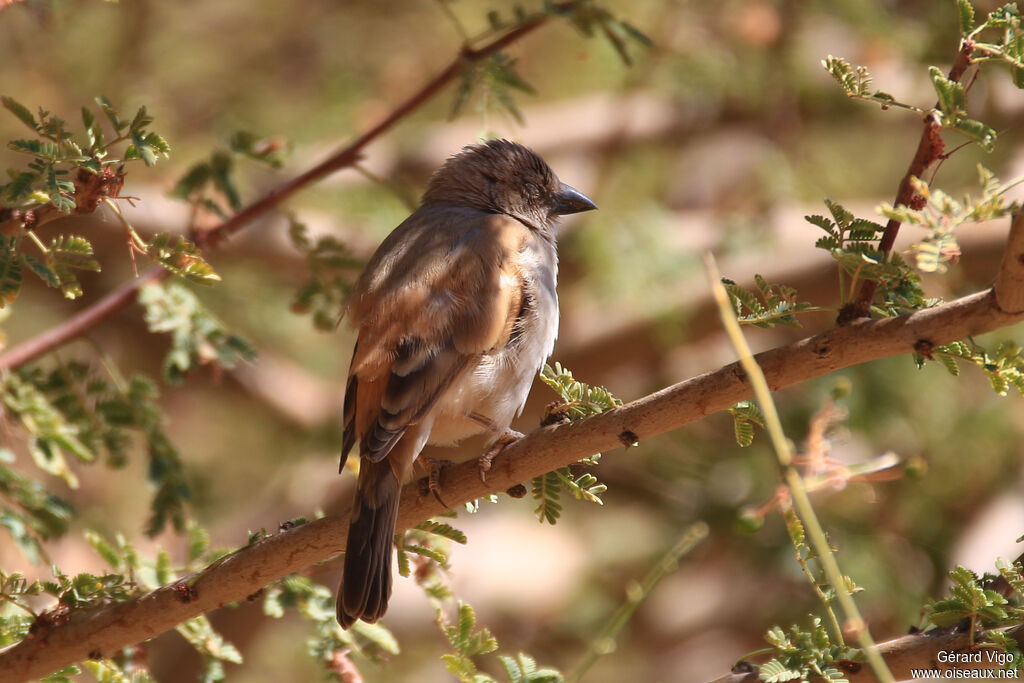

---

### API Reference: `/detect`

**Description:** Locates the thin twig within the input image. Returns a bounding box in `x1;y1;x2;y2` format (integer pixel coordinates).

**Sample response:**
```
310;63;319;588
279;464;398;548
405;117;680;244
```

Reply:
0;267;167;371
0;11;553;372
706;253;894;681
568;522;709;681
195;13;549;251
842;41;975;322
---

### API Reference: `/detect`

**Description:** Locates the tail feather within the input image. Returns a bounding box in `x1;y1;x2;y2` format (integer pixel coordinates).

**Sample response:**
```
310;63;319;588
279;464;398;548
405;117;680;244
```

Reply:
337;459;401;629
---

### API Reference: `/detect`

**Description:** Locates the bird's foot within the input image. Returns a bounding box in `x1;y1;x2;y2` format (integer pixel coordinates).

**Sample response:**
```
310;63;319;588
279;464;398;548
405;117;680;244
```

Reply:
418;456;455;507
478;429;524;483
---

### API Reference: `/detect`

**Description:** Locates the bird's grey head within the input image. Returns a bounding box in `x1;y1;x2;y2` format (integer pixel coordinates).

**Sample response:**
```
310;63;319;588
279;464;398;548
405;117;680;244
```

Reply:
422;139;597;231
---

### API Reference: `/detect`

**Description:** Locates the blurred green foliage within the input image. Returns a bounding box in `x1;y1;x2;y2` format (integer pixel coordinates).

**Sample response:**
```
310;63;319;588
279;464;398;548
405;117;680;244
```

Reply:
1;0;1024;681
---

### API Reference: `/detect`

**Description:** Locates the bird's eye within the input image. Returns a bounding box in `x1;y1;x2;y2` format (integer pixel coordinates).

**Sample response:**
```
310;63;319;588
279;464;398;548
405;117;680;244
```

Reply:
522;182;540;199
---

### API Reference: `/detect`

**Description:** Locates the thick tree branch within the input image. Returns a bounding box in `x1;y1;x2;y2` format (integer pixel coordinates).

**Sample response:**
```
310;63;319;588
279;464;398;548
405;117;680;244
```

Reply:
2;276;1023;680
842;41;975;322
0;11;553;372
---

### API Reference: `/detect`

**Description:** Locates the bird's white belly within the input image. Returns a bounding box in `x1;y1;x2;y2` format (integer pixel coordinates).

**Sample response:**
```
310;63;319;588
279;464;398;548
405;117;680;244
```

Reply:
428;301;557;445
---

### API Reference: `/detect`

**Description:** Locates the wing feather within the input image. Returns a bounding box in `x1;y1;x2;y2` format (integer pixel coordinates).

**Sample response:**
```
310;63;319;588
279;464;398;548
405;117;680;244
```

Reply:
341;208;529;466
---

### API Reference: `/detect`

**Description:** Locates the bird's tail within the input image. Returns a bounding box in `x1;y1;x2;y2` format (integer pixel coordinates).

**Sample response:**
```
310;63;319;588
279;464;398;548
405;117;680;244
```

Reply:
337;458;401;629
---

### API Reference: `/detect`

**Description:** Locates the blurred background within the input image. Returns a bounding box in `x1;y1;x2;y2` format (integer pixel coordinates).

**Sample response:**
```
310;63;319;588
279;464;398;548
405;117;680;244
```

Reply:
2;0;1024;681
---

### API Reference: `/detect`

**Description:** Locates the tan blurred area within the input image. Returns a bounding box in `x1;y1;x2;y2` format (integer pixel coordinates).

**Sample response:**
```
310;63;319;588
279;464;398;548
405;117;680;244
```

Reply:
2;1;1024;681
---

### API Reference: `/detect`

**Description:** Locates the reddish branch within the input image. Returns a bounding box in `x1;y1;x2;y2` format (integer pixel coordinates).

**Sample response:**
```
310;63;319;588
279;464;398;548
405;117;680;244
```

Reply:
198;13;550;250
0;268;165;371
840;41;976;323
0;13;552;372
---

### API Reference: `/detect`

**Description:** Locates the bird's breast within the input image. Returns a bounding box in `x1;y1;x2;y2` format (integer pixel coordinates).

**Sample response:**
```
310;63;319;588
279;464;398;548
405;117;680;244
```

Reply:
427;237;558;447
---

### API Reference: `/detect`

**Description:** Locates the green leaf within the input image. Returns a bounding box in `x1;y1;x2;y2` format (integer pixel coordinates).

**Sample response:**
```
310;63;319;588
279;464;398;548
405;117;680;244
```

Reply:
539;362;622;423
759;658;803;682
43;235;100;299
209;150;240;210
451;52;537;125
721;277;817;328
8;138;57;159
930;66;966;117
1;374;90;487
40;665;81;683
821;56;874;98
784;509;806;552
445;602;498;658
139;281;255;384
176;615;243;681
129;105;153;132
937;353;960;376
925;564;1024;630
95;95;126;131
985;3;1020;28
152;547;172;585
0;236;23;307
2;170;39;204
2;366;192;536
288;216;362;331
0;461;73;563
531;471;562;524
85;530;121;569
403;543;448;565
729;400;764;447
353;620;401;655
187;521;210;564
145;233;220;283
805;214;836;236
927;340;1024;398
0;510;43;564
499;653;564;683
556;468;606;505
172;162;213;199
951;117;997;151
416;520;468;544
958;0;976;34
229;130;284;168
2;96;40;131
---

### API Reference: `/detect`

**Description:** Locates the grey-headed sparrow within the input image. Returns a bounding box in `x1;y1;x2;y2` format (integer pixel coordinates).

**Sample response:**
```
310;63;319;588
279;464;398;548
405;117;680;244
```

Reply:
337;139;596;628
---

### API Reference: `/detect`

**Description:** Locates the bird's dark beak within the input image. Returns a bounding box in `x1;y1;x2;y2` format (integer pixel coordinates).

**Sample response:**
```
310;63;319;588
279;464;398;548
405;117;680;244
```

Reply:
551;183;597;216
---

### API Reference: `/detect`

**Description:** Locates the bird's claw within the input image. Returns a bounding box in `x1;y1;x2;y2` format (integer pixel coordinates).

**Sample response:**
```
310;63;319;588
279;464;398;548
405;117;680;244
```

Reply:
419;456;454;508
477;429;525;483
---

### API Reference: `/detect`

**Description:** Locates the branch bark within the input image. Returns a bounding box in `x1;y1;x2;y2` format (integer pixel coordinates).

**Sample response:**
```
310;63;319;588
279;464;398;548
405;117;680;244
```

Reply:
2;278;1023;680
0;12;552;372
995;211;1024;315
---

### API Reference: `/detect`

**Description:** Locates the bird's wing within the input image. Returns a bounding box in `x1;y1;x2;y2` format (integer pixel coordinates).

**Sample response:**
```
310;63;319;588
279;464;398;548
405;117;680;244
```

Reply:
340;208;529;468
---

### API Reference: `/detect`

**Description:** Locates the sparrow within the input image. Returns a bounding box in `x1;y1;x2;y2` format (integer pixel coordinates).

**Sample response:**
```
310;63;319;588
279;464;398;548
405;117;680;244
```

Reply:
336;139;596;628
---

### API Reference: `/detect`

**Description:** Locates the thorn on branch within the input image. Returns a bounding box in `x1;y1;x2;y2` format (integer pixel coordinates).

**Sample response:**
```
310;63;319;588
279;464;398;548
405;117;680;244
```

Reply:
731;660;756;674
506;483;527;498
914;339;935;360
173;582;198;603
